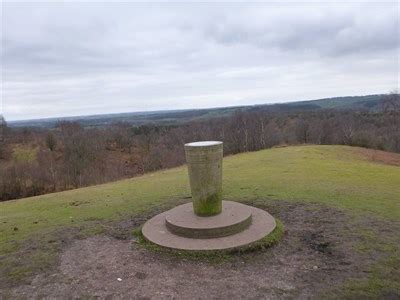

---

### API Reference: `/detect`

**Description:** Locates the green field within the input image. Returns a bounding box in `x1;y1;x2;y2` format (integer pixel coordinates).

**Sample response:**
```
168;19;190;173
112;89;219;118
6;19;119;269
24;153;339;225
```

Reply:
1;145;399;296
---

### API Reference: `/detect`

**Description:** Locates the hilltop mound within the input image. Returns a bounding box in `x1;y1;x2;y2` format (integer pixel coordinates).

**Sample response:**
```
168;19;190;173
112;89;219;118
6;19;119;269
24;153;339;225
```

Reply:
1;145;399;298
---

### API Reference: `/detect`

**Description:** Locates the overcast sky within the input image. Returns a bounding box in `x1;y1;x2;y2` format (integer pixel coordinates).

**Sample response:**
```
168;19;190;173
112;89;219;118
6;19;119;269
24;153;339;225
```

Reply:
2;2;399;121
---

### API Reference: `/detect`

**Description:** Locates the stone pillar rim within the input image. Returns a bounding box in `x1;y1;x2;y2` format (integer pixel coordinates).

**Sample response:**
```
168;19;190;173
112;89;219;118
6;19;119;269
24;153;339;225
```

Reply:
184;141;223;148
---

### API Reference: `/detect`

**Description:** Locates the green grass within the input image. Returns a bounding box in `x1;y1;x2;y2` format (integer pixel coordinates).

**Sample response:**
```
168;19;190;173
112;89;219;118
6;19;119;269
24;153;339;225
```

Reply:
340;255;400;299
222;145;399;219
1;145;399;294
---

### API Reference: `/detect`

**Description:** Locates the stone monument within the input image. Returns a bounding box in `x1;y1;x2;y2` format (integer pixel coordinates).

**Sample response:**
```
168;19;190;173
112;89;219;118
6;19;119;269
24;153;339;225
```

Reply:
142;141;276;251
185;141;223;216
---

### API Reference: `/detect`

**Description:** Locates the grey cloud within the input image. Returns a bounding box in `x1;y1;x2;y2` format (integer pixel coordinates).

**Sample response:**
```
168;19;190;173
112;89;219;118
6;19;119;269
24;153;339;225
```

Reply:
2;2;399;120
203;4;399;56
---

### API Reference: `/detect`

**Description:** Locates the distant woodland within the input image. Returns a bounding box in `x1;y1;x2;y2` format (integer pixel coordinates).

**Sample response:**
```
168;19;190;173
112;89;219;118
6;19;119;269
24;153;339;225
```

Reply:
1;93;399;201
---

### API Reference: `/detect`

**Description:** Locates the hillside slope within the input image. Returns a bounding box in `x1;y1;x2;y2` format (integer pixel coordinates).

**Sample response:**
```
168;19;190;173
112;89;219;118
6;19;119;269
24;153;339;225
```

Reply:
8;94;383;128
1;145;399;297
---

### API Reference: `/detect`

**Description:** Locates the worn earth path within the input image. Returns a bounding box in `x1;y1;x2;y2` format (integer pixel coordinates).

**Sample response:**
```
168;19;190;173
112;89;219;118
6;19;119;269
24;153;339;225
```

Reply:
5;201;398;299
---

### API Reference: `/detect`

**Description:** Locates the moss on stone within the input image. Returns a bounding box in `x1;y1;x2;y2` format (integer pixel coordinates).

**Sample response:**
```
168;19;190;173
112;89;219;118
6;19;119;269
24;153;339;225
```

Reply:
193;192;222;216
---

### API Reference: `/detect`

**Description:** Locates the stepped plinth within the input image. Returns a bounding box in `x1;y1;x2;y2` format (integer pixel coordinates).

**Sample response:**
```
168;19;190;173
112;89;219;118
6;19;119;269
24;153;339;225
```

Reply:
142;141;277;251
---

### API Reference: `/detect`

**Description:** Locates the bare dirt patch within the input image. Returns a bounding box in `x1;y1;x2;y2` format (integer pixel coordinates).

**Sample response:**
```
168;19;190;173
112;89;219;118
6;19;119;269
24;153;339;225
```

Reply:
354;148;400;167
4;201;398;299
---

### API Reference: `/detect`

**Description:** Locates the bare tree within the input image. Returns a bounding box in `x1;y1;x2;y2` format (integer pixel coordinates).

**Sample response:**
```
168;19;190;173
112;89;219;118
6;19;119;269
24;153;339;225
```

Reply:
381;91;400;112
0;115;6;159
295;118;311;144
45;132;57;151
340;116;357;145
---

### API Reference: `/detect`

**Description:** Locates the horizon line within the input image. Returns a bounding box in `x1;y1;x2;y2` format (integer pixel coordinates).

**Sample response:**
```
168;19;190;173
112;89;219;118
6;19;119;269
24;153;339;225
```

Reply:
4;93;385;123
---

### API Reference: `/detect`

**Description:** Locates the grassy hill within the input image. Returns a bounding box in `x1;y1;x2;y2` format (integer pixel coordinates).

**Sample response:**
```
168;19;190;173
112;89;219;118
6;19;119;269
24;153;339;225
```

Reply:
1;145;399;297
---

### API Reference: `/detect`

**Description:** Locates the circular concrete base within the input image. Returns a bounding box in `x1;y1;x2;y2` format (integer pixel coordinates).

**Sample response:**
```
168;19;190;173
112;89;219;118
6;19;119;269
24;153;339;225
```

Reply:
142;201;276;251
165;201;252;238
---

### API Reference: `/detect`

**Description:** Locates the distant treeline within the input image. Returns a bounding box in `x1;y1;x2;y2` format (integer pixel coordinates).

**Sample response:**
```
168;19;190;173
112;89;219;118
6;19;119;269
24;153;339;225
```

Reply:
8;94;384;129
0;93;399;201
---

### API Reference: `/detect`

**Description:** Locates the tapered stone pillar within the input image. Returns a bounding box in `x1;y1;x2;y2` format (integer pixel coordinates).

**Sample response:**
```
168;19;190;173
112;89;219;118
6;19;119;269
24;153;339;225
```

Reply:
184;141;223;216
